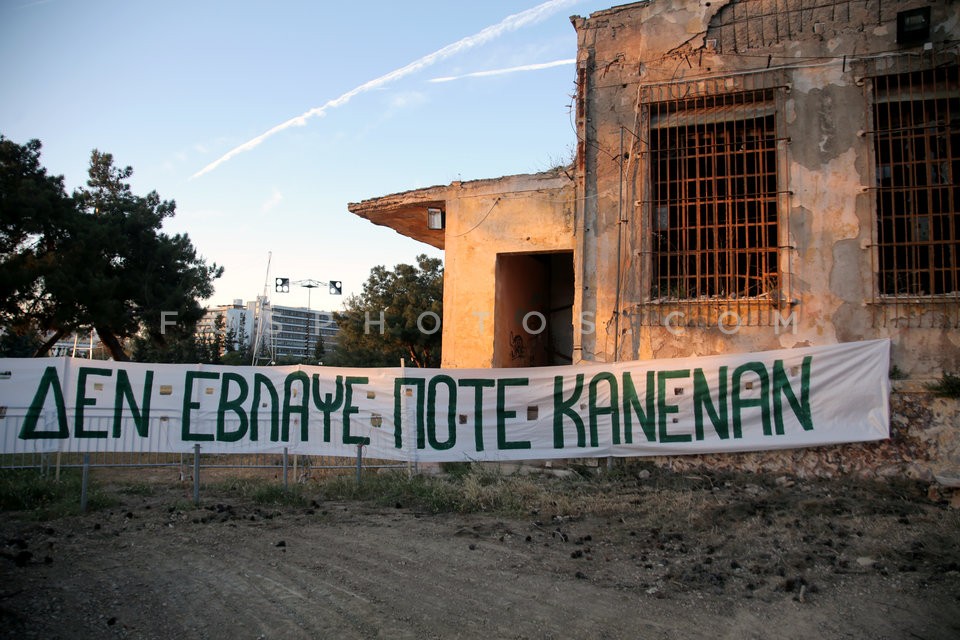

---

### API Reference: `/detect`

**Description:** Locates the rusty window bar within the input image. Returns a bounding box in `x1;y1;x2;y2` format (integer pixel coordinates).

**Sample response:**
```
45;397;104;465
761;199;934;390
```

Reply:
865;64;959;328
640;87;784;327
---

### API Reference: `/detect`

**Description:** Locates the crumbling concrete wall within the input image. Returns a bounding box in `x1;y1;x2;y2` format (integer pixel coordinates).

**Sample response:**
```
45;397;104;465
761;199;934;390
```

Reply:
348;170;575;369
571;0;960;377
566;0;959;481
646;385;960;485
441;171;575;368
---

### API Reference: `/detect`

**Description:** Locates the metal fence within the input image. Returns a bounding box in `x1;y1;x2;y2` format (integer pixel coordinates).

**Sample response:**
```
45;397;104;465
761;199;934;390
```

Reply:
1;402;409;510
0;449;403;477
0;446;407;510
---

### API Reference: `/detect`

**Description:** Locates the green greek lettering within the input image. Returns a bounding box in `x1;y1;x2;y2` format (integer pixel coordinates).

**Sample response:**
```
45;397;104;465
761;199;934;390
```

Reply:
553;374;585;448
694;367;729;440
427;375;457;451
497;378;530;450
732;362;771;437
773;357;813;433
458;379;494;452
75;367;112;438
658;370;692;443
113;369;153;438
182;371;218;442
312;374;344;443
250;373;278;442
393;377;425;449
216;372;249;442
588;372;618;448
343;376;370;446
281;371;310;442
621;371;655;443
20;366;68;440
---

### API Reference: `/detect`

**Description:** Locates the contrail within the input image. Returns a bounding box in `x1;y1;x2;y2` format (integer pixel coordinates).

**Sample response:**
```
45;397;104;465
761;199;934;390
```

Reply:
192;0;580;179
430;58;575;83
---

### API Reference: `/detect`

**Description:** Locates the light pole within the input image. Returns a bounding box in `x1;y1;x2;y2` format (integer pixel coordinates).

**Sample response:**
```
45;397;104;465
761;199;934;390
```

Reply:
295;279;321;362
273;275;342;363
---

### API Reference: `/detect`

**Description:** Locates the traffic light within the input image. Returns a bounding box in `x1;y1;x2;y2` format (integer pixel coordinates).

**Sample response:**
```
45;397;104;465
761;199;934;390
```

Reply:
275;277;289;293
329;280;342;295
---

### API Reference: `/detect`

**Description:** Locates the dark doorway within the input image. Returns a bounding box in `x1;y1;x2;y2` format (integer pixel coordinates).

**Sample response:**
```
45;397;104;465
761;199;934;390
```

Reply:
493;251;574;368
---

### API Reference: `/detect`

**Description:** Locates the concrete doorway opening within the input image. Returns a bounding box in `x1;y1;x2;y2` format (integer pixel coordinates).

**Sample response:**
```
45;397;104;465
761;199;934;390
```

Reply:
493;251;574;368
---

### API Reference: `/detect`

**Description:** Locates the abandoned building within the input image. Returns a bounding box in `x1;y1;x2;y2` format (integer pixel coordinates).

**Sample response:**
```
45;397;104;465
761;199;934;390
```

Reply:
348;0;959;380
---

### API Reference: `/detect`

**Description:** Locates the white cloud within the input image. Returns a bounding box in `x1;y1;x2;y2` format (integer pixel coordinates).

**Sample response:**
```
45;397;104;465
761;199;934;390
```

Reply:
389;91;428;110
191;0;580;179
261;188;283;212
430;58;576;83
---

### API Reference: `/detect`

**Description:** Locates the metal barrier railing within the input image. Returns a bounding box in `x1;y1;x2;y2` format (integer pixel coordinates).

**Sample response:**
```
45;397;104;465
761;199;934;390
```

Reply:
1;446;406;510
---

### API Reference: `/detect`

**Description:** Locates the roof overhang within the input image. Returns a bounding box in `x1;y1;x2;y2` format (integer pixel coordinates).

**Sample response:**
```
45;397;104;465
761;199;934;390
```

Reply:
347;185;449;250
347;170;575;251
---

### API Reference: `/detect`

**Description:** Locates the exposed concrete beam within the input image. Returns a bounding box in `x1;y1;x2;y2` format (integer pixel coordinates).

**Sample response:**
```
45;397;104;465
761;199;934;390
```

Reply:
348;185;449;249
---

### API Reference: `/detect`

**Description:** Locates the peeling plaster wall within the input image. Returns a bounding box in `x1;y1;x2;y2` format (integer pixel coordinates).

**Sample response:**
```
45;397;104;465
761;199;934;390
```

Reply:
441;172;575;368
572;0;960;377
346;0;958;479
568;0;960;478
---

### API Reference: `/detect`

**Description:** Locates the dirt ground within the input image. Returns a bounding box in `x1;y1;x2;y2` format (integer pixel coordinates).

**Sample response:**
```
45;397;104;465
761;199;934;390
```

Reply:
2;466;959;640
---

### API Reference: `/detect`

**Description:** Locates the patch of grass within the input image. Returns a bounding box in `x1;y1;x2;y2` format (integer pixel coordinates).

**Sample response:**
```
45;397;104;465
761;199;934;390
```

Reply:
926;372;960;398
252;483;306;507
169;499;196;513
0;469;116;519
80;490;118;515
118;482;156;497
459;467;545;514
318;466;637;516
439;461;473;480
320;472;464;512
0;470;71;511
211;478;307;507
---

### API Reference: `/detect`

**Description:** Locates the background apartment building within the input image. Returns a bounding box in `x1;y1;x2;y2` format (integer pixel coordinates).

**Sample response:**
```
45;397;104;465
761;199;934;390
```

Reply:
201;299;339;363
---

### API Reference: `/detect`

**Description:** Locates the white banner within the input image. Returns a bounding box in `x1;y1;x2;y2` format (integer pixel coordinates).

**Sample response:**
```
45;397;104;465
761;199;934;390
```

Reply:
0;340;890;462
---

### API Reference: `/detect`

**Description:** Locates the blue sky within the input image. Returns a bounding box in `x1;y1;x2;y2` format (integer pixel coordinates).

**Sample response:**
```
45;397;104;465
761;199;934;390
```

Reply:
1;0;614;311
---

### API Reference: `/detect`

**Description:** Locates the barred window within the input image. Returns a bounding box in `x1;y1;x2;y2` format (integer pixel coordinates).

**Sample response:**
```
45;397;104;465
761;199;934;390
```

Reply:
649;89;779;301
872;66;959;298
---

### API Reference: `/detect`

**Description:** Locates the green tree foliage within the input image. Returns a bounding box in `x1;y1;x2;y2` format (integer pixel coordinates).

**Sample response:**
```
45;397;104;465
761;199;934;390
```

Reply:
221;317;252;366
0;331;41;357
332;255;443;368
0;137;76;344
130;312;226;364
313;333;326;363
0;136;222;360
